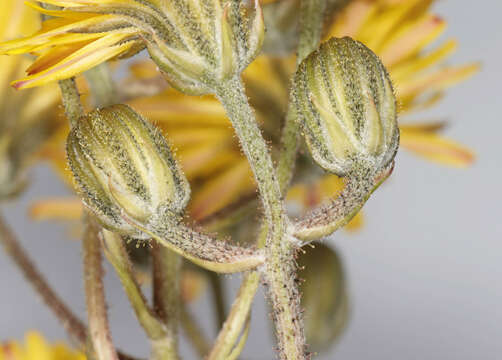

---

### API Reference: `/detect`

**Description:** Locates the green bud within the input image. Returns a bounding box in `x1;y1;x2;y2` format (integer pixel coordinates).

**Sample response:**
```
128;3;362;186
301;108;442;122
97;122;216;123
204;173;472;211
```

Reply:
299;243;348;352
66;104;190;238
293;37;399;176
146;0;265;95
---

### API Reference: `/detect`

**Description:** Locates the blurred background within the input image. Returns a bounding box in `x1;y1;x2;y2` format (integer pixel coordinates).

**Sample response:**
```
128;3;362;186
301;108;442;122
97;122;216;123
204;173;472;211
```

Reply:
1;0;501;359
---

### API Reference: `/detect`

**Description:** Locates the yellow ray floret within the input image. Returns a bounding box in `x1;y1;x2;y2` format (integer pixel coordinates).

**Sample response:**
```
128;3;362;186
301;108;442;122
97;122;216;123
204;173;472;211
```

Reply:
0;2;144;89
0;332;85;360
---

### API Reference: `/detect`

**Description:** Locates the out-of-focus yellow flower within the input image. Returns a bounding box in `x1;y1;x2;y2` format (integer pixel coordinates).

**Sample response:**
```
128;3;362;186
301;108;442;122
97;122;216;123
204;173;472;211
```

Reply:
0;0;62;200
31;0;477;230
0;332;85;360
327;0;477;167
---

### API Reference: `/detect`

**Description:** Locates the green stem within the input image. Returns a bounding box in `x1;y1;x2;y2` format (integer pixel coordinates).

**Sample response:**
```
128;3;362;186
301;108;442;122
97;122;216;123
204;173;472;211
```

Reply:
129;219;265;274
215;77;306;360
215;76;284;227
85;63;118;108
102;230;164;337
152;242;182;360
207;271;260;360
297;0;327;64
294;163;394;242
82;218;118;360
59;78;84;129
276;0;330;194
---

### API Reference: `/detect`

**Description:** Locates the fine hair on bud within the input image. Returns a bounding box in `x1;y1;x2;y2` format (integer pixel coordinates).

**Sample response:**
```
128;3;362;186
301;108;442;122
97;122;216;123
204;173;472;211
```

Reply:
66;104;190;238
146;0;265;95
293;36;399;176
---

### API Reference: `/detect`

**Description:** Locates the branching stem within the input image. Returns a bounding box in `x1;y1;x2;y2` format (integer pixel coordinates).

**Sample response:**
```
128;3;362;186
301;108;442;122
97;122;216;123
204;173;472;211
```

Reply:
101;230;180;360
294;163;394;242
215;77;306;360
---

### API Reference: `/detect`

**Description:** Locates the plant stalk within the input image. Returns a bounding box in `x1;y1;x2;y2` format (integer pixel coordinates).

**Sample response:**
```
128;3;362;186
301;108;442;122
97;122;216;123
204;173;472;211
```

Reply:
152;242;182;360
294;163;394;242
59;78;84;129
85;63;118;108
101;230;165;338
82;217;118;360
215;76;306;360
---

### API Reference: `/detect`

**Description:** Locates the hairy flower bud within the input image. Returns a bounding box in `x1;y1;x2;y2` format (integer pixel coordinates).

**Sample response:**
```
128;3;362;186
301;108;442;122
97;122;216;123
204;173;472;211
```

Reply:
293;37;399;176
146;0;265;95
67;104;190;238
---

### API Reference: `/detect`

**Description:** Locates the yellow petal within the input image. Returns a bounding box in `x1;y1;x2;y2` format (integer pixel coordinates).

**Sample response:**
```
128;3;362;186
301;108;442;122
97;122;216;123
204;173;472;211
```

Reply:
129;92;230;127
399;120;447;133
189;160;255;221
177;143;239;179
400;128;475;167
1;342;23;360
12;31;139;89
167;127;234;148
0;14;113;54
390;39;457;82
358;0;434;51
25;332;52;360
128;60;159;79
344;211;364;232
26;38;101;75
327;1;375;39
379;15;446;67
29;197;83;221
397;63;480;100
0;0;40;39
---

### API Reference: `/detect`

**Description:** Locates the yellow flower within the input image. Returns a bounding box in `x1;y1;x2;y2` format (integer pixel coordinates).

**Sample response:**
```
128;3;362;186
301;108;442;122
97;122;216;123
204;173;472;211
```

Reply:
0;332;85;360
0;0;62;200
0;1;145;89
30;0;476;229
0;0;264;92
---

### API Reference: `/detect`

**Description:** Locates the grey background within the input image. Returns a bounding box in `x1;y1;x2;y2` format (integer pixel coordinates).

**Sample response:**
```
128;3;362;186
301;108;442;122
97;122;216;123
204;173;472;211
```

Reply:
1;0;501;359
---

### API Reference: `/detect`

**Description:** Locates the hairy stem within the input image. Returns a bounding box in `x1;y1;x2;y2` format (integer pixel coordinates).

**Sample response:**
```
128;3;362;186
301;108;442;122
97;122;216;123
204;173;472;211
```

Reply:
152;242;181;360
294;163;394;242
83;218;118;360
277;0;330;194
0;213;141;360
297;0;327;64
0;211;87;344
59;78;84;129
102;230;165;338
216;77;306;360
207;271;260;360
129;218;264;274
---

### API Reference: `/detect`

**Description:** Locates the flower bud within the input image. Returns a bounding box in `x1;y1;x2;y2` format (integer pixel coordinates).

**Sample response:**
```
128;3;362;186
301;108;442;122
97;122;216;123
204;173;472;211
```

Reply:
146;0;265;95
299;243;348;352
67;104;190;238
293;37;399;176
